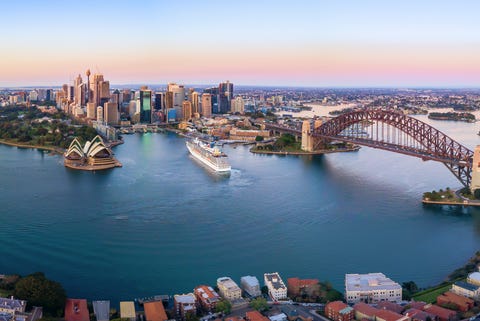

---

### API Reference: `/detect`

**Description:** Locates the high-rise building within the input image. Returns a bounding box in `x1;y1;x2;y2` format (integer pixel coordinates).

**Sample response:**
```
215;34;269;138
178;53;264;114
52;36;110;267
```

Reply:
182;101;192;121
97;106;104;122
90;74;110;107
74;74;83;106
155;92;165;110
191;91;199;114
201;93;212;118
204;87;219;113
166;83;185;121
104;102;119;125
231;96;244;114
87;102;97;119
218;81;233;113
139;90;152;123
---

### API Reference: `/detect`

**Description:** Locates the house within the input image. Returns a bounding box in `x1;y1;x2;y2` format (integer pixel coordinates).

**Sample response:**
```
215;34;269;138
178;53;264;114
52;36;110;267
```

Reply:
403;308;437;321
353;303;379;321
451;281;480;300
287;278;319;299
64;299;89;321
423;304;456;321
120;301;136;321
246;311;270;321
144;301;168;321
376;302;404;314
374;309;410;321
436;291;474;312
325;301;354;321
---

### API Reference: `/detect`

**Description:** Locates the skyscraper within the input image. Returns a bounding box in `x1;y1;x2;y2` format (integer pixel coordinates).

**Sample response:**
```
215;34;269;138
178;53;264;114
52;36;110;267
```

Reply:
201;93;212;118
231;96;245;114
182;101;192;121
167;83;185;121
204;87;219;114
154;92;165;110
74;74;83;106
191;91;199;115
218;81;233;113
139;89;152;123
104;102;119;125
90;74;110;107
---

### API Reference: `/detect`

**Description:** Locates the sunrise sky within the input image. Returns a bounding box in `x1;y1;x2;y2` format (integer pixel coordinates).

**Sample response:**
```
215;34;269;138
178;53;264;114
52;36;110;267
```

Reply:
1;0;480;87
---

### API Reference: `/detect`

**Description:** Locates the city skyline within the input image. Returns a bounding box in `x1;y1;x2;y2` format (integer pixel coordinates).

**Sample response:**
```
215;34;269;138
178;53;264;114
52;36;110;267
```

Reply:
1;0;480;87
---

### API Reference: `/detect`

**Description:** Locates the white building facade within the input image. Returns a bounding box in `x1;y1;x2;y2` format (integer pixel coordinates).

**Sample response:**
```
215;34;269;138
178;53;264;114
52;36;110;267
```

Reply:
264;272;287;301
345;273;402;304
240;275;261;297
217;277;242;301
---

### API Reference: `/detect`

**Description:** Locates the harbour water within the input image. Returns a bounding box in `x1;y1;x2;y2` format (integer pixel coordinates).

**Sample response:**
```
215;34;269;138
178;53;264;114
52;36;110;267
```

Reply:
0;113;479;303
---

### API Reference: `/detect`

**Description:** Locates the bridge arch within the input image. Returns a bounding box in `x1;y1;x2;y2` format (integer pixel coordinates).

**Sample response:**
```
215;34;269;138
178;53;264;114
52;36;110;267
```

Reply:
312;109;474;187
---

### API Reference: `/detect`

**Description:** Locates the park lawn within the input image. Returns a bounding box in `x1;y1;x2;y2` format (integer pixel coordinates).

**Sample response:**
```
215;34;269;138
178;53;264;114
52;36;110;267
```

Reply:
412;282;456;303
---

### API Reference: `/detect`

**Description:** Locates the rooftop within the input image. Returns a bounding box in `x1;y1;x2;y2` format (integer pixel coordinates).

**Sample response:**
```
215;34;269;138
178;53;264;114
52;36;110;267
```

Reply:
346;273;401;292
246;311;270;321
217;277;241;291
144;301;168;321
454;281;479;292
120;301;136;319
241;276;260;287
423;304;456;319
92;301;110;321
375;309;406;321
194;285;220;304
288;278;319;288
265;273;287;290
64;299;89;321
468;272;480;282
174;293;196;305
353;302;379;317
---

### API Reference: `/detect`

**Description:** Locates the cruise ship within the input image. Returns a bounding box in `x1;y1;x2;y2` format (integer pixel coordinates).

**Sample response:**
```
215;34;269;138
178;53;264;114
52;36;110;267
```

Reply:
186;138;231;172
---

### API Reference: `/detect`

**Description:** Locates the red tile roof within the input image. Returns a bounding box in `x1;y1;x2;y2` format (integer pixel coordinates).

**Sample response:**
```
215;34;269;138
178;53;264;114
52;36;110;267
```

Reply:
246;311;269;321
287;278;319;288
423;304;456;320
144;301;168;321
64;299;89;321
375;309;406;321
326;301;349;313
376;302;404;314
354;303;379;317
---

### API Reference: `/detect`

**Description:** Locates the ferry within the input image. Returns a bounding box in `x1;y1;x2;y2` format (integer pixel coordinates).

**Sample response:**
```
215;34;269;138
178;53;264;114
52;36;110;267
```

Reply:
186;138;231;172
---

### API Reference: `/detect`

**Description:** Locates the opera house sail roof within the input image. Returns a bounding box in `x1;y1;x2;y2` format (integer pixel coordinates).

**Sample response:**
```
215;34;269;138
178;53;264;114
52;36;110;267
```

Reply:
64;135;121;171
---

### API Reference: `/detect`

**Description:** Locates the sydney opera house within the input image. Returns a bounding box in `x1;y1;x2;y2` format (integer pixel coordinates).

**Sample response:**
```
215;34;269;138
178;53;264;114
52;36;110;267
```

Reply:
64;135;122;170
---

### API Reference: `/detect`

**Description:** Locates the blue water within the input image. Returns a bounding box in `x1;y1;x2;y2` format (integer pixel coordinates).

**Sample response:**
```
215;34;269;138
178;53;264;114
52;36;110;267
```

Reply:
0;114;479;304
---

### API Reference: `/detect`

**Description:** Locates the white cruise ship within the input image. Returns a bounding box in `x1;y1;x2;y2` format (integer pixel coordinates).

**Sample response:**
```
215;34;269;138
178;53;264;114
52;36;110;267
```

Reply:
186;138;231;172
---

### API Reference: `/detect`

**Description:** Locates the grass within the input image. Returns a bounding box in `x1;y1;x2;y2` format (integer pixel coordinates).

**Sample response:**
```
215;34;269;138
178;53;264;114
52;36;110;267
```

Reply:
412;278;465;303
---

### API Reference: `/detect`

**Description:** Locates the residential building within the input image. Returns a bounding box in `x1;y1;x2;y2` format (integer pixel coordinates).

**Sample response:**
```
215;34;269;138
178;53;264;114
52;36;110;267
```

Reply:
437;291;474;312
231;96;244;113
325;301;354;321
217;277;242;301
182;101;192;121
422;304;457;321
269;313;287;321
345;273;402;304
194;285;220;312
451;281;480;299
264;272;287;301
287;278;320;299
174;293;196;320
376;302;404;314
92;301;110;321
375;309;410;321
241;276;261;297
403;308;436;321
467;272;480;286
246;311;270;321
353;302;378;321
64;299;89;321
281;306;313;321
120;302;136;321
144;301;168;321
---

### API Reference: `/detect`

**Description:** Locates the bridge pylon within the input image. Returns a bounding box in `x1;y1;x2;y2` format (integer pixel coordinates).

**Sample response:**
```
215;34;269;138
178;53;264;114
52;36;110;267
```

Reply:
470;145;480;194
301;119;324;152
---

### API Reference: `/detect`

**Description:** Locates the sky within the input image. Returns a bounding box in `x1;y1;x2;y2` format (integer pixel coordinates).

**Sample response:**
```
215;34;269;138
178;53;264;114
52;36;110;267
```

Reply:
1;0;480;87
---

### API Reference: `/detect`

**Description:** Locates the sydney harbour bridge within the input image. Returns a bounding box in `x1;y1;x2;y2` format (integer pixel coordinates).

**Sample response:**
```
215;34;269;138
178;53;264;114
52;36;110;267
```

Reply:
264;109;480;190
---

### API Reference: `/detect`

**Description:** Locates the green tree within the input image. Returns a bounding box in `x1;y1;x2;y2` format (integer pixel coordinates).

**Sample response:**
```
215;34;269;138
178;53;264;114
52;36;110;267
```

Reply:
255;135;264;142
14;272;66;317
186;312;200;321
215;299;232;315
250;297;268;311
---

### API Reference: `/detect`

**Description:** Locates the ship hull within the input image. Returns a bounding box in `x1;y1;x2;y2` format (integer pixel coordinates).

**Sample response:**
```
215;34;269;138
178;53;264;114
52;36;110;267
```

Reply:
186;141;231;172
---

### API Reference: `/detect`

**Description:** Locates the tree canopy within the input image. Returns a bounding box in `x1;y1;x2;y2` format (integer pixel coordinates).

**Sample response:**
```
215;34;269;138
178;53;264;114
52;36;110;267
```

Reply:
14;272;66;317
